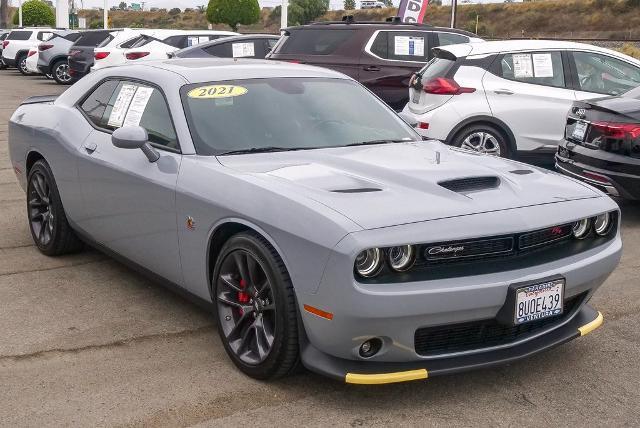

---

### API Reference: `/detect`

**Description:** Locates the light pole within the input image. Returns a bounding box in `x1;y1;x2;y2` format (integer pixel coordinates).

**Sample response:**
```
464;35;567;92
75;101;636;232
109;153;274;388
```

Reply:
281;0;287;30
104;0;108;29
18;0;22;27
450;0;457;29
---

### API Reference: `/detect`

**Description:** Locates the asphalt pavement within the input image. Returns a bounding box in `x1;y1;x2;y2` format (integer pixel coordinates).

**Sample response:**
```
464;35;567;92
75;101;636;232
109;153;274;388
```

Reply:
0;70;639;427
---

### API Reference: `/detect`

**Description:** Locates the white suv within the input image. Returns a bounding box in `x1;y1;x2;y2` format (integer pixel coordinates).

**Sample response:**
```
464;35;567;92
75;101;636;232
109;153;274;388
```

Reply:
1;28;58;75
401;40;640;159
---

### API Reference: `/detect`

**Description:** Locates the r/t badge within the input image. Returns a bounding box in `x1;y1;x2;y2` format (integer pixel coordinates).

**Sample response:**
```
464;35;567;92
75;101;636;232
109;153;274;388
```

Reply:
186;216;196;230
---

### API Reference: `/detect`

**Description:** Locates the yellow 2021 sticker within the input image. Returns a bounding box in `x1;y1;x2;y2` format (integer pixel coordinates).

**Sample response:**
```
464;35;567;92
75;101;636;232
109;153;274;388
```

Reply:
187;85;247;99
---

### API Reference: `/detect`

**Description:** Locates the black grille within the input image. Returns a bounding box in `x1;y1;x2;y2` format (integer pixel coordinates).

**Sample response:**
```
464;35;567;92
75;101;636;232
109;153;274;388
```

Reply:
423;237;513;262
439;176;500;193
414;293;585;356
519;223;574;249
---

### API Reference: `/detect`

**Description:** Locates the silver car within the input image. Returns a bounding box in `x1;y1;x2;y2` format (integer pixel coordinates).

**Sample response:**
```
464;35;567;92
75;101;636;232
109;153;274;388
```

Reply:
36;30;81;85
8;59;621;384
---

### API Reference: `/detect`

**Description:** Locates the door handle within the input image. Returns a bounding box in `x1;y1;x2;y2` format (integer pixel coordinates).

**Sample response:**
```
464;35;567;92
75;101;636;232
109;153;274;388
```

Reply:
83;142;97;154
494;89;514;95
363;65;380;72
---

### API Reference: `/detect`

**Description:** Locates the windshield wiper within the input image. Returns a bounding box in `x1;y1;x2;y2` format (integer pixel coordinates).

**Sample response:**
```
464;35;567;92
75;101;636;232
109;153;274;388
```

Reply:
218;146;295;155
346;139;412;147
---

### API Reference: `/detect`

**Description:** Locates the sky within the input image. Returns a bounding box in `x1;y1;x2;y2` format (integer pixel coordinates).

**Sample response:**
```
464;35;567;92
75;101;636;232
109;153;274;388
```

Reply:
9;0;521;13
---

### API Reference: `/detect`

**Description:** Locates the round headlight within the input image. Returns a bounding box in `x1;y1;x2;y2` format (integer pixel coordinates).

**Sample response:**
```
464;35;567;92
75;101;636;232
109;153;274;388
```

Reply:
573;218;591;239
594;212;612;235
355;248;382;278
387;245;416;272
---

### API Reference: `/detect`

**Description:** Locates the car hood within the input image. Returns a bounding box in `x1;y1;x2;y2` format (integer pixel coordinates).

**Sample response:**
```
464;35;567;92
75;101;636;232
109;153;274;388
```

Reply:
217;142;600;230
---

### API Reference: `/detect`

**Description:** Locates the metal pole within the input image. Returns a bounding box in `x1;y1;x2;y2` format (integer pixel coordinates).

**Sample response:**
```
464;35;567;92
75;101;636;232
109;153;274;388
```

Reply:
19;0;22;27
450;0;456;29
281;0;287;30
104;0;108;29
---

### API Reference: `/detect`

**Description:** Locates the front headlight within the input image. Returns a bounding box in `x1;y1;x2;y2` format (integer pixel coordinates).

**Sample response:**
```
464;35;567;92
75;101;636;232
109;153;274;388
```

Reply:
387;245;416;272
355;248;382;278
572;218;591;239
594;212;612;235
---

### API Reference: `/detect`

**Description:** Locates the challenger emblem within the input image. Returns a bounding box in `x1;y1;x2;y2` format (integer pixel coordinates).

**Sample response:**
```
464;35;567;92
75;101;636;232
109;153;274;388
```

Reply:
186;216;195;230
427;245;465;256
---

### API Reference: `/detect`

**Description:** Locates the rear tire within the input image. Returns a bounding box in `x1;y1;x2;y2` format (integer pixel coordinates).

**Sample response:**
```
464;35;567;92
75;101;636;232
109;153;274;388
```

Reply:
27;160;83;256
451;123;511;158
213;231;299;380
52;60;75;85
17;53;29;75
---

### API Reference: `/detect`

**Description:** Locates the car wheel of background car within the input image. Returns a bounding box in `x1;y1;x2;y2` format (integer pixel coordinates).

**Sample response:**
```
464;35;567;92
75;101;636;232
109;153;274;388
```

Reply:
213;231;299;380
52;60;74;85
17;53;30;75
453;124;511;158
27;160;83;256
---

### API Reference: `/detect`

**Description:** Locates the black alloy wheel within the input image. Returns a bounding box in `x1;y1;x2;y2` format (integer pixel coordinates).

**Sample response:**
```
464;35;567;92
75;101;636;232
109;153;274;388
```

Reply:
27;160;82;256
213;232;299;379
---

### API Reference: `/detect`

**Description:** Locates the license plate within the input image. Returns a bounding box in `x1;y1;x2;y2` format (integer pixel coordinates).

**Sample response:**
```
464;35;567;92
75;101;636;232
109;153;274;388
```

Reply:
515;279;564;325
571;121;588;141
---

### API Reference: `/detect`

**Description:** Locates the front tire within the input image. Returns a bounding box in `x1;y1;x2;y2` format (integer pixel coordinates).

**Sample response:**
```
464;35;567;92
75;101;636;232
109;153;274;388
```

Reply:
27;160;83;256
213;231;299;380
452;123;511;158
52;60;74;85
17;53;29;75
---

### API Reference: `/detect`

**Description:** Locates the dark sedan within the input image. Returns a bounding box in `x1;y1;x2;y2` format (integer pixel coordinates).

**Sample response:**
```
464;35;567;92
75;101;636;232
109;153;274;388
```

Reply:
556;88;640;199
172;34;280;59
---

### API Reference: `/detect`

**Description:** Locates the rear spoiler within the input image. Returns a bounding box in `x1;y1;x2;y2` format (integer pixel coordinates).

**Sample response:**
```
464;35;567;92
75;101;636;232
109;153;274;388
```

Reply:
431;47;458;61
21;95;57;105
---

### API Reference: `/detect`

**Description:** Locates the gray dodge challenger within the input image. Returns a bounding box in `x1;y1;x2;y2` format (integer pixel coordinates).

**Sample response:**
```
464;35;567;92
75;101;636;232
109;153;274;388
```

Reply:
9;59;621;384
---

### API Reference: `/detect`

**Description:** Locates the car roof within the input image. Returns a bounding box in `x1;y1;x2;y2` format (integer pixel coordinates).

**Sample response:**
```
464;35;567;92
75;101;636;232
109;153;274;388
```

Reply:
287;21;477;37
441;39;640;62
114;58;349;83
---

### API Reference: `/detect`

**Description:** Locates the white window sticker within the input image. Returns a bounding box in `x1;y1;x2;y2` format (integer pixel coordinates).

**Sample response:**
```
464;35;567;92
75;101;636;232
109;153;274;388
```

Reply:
187;36;209;47
533;53;554;78
513;53;534;78
394;36;424;57
232;42;256;58
123;87;154;127
107;84;137;128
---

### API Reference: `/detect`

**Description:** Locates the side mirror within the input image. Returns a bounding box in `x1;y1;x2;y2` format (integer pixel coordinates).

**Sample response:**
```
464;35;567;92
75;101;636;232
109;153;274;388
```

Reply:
111;126;159;163
398;111;418;128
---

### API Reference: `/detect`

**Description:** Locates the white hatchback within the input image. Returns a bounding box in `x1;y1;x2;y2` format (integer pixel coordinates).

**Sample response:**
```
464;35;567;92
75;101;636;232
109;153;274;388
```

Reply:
401;40;640;158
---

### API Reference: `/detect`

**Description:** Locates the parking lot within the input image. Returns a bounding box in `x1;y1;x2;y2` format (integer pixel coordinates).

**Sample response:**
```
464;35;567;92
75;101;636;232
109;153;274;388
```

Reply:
1;69;639;426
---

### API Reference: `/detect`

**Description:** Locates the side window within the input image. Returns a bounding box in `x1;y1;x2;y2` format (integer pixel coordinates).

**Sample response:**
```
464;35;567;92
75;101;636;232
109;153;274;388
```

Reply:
278;29;355;55
187;35;212;47
573;51;640;96
500;51;565;88
162;35;186;48
80;81;178;150
204;42;232;57
266;38;278;52
232;41;259;58
37;32;54;41
437;32;469;47
80;80;120;127
369;31;388;59
386;31;429;62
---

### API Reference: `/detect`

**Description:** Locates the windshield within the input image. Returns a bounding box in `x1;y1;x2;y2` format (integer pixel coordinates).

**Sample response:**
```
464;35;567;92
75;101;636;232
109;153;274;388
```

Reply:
181;77;418;155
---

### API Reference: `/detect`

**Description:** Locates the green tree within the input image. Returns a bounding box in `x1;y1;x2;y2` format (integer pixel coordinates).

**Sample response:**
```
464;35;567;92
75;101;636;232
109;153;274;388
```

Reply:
12;0;55;26
344;0;355;10
206;0;260;31
118;1;127;9
289;0;329;25
383;0;392;6
169;7;182;14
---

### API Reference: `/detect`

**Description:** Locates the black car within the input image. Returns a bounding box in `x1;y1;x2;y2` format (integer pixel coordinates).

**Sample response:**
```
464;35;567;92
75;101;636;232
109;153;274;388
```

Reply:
68;29;116;80
556;87;640;200
267;18;481;110
172;34;280;59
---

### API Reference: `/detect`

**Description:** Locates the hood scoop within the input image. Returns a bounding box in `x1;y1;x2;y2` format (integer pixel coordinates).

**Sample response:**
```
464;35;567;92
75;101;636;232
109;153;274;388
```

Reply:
331;187;382;193
439;176;500;193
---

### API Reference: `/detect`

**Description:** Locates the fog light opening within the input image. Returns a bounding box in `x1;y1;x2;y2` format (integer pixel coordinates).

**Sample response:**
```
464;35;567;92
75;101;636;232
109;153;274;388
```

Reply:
359;338;382;358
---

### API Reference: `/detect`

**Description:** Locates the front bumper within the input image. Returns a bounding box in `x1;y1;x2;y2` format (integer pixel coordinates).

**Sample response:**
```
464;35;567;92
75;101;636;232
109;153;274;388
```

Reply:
2;57;16;67
302;305;603;384
556;141;640;200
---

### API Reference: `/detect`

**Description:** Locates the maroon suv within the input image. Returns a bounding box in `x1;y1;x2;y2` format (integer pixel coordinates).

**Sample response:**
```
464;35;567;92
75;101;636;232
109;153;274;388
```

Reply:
267;19;482;110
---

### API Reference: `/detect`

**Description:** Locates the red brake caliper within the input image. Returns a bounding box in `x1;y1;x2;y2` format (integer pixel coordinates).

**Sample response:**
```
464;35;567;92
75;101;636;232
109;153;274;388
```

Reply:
237;278;250;315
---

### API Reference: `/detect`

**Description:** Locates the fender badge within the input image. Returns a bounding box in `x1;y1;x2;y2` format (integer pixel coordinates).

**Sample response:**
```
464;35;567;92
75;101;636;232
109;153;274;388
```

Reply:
186;216;196;230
